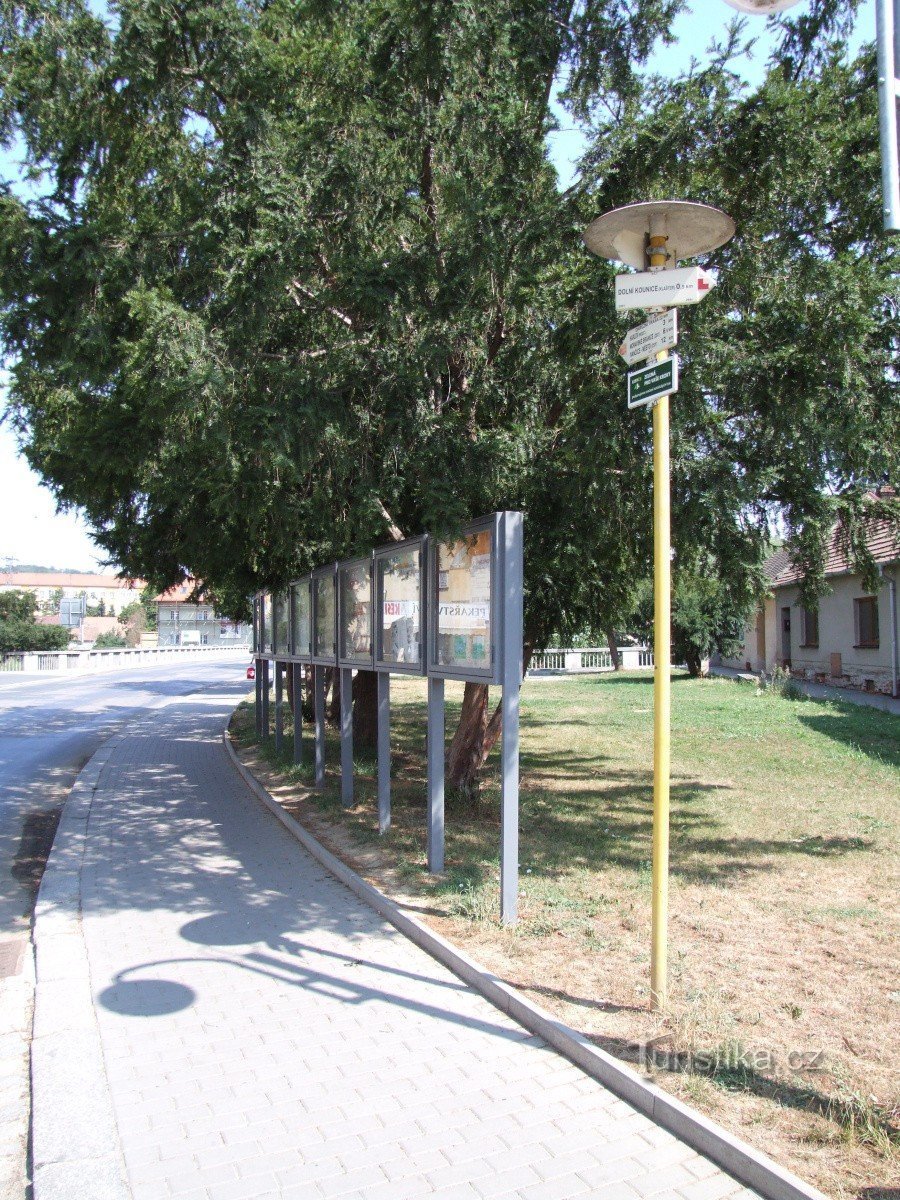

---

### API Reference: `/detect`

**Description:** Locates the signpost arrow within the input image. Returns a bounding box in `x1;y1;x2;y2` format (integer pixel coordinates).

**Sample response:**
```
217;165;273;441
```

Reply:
619;310;678;366
615;265;717;312
628;356;678;409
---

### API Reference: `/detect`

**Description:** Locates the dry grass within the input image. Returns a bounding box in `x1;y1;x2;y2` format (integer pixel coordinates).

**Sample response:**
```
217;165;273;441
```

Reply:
230;670;900;1199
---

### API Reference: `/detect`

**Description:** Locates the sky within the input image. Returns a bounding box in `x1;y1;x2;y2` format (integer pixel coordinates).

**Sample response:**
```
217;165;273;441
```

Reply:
0;420;109;572
0;0;879;572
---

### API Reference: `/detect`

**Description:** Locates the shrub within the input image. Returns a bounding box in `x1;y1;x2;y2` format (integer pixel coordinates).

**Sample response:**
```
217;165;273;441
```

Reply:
0;620;72;653
93;631;128;649
0;590;37;622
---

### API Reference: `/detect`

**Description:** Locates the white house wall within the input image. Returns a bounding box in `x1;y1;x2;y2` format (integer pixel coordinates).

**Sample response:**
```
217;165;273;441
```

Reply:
724;570;898;694
0;580;142;615
778;573;896;691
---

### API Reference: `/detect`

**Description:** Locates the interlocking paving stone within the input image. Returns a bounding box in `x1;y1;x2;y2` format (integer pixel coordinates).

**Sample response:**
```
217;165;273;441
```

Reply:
70;691;764;1200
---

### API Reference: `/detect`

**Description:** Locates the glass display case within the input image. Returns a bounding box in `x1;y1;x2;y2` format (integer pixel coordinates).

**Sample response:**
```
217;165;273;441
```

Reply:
374;537;426;673
428;516;499;682
273;590;290;655
338;556;374;667
262;592;274;656
312;566;337;664
291;577;312;660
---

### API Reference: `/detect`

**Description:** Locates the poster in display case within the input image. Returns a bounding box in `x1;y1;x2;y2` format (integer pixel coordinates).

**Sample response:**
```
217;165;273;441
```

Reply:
262;592;274;656
291;577;312;660
273;590;290;655
428;514;499;683
374;537;426;674
311;565;338;664
338;556;374;667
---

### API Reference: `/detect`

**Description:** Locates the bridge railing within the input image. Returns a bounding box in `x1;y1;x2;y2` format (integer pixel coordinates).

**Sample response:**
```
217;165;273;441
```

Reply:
1;644;249;674
528;646;654;674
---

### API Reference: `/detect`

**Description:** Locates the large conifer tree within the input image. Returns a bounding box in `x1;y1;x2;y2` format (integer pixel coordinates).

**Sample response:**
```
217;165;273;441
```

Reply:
0;0;896;784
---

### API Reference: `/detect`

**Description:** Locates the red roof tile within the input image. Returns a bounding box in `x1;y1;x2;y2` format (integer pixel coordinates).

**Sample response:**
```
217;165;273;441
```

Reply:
154;580;207;604
0;572;144;590
767;518;899;587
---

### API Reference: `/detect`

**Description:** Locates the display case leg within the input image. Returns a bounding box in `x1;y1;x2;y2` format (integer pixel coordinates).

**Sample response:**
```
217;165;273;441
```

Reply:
501;510;523;926
293;665;303;765
340;667;354;808
314;665;326;788
274;662;283;753
261;660;271;740
377;673;390;833
427;677;445;873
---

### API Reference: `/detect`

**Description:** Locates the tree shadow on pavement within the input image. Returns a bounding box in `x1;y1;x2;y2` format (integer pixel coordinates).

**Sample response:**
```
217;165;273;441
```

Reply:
80;697;534;1046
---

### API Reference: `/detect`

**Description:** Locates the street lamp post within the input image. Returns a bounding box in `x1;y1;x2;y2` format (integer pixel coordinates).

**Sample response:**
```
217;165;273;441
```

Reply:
876;0;900;230
723;0;900;232
722;0;801;11
583;201;734;1011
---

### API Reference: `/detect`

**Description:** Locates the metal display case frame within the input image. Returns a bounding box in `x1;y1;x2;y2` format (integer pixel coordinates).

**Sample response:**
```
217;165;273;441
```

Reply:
272;589;291;657
337;554;375;670
373;535;428;676
310;564;338;666
289;576;313;662
427;512;502;685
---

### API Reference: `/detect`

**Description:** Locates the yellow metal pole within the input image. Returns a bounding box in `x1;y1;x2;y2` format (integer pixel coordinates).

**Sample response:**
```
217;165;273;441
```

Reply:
648;233;670;1012
650;371;671;1011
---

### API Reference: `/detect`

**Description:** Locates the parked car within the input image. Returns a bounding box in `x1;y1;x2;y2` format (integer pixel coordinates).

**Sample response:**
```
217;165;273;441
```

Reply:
246;663;256;680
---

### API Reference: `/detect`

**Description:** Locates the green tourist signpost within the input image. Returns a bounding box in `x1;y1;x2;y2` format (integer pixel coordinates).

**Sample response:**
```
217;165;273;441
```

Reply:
627;356;679;410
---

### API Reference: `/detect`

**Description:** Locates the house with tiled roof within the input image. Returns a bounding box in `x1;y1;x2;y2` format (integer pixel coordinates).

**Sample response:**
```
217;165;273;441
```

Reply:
721;502;899;697
154;581;249;647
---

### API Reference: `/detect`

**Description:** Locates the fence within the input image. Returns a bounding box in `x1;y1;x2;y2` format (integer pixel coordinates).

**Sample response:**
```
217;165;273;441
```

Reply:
528;646;654;674
3;641;647;677
0;643;249;675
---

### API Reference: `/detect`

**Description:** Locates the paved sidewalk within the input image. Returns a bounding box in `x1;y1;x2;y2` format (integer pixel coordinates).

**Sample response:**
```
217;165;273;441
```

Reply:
36;687;762;1200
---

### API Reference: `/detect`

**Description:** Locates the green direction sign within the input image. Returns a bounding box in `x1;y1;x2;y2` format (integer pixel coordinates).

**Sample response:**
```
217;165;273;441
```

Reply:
627;356;678;410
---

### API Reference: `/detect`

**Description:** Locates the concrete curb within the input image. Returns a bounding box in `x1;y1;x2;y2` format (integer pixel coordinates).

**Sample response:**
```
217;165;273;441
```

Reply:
224;732;828;1200
30;741;131;1200
0;936;35;1199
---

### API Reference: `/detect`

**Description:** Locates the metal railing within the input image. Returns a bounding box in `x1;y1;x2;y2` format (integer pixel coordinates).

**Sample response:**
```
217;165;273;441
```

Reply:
9;644;249;674
528;646;654;674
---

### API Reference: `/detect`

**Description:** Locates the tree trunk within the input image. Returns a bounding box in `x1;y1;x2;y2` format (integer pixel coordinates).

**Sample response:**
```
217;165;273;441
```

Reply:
303;665;314;722
284;664;317;720
685;650;703;677
445;642;533;796
327;667;340;726
606;626;621;670
352;669;378;749
446;682;489;797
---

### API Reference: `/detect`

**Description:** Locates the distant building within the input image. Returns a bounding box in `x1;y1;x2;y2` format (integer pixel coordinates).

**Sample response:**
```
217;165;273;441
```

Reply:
0;571;145;616
721;504;899;697
154;582;249;647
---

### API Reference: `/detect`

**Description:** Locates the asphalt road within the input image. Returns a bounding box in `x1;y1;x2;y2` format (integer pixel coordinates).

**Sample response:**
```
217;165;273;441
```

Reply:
0;656;249;941
0;654;249;1199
